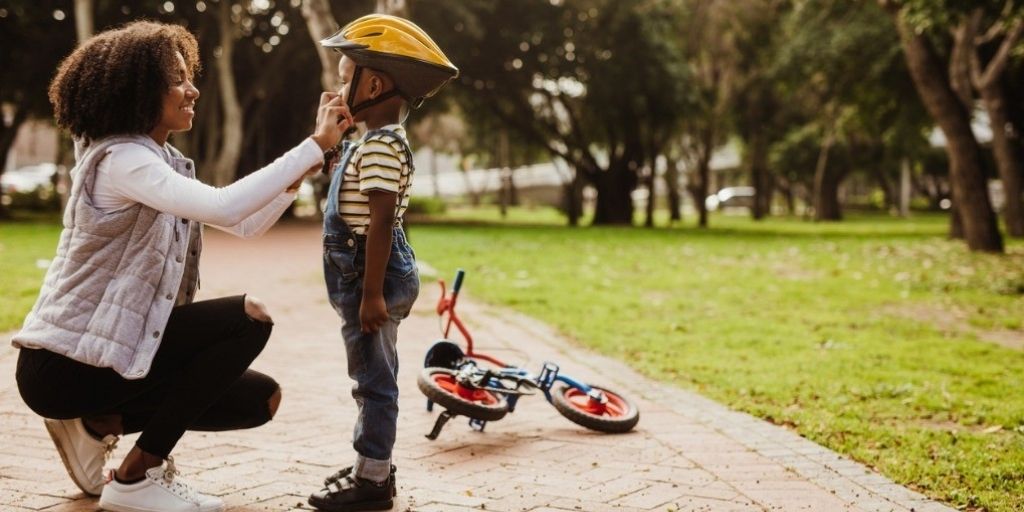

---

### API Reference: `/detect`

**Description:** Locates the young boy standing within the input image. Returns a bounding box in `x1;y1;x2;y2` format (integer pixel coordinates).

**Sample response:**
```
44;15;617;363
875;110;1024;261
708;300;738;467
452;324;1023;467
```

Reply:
308;14;458;512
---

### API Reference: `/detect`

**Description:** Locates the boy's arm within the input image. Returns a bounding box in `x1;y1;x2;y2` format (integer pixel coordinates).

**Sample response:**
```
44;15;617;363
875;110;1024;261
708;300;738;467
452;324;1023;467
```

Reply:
361;190;398;333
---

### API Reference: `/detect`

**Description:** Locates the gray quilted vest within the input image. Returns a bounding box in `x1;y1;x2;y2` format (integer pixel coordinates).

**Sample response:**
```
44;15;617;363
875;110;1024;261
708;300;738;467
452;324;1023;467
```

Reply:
12;135;202;380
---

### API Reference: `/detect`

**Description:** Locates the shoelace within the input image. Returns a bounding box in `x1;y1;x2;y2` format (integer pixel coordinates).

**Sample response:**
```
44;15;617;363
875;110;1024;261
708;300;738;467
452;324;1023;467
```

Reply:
157;456;200;504
101;436;118;462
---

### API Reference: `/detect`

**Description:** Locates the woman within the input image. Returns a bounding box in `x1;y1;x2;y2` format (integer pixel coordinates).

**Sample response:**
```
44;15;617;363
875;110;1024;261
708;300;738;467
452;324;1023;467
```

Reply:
12;21;351;512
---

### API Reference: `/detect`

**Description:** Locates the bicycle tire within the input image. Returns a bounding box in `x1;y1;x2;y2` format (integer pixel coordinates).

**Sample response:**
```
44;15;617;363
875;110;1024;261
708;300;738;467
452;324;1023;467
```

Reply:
551;384;639;433
418;367;509;421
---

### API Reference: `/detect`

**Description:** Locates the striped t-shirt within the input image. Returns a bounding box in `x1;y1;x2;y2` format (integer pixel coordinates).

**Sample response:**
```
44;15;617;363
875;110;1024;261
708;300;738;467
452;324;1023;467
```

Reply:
336;125;413;235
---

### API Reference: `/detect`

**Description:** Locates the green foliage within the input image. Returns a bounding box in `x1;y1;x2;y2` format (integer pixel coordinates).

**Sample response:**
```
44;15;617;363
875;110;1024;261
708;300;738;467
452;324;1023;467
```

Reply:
413;0;694;196
406;196;447;215
413;210;1024;512
769;0;930;194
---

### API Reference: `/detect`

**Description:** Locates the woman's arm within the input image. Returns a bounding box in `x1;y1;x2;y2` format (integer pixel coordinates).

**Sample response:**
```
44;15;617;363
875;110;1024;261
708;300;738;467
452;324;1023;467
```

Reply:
207;190;296;238
97;139;322;226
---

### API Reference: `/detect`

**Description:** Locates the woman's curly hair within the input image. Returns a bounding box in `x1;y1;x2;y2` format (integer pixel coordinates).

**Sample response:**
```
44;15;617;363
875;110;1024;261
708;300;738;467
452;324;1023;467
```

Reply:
49;20;200;140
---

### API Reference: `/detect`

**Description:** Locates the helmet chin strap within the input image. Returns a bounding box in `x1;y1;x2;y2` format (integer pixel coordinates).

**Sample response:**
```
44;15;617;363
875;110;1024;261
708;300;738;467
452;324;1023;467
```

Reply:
343;65;406;137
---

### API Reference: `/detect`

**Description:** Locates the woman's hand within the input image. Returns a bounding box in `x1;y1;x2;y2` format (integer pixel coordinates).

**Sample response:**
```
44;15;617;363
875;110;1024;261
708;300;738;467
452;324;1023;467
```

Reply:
311;92;354;151
285;163;321;193
244;295;273;324
359;293;389;334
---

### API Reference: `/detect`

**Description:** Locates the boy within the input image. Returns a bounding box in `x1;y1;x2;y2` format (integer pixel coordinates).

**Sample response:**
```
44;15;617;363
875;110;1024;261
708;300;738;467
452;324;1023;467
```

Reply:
308;14;458;512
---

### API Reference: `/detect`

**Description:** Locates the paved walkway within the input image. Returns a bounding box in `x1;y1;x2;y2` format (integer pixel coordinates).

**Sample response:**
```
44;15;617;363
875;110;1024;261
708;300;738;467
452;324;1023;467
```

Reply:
0;222;955;512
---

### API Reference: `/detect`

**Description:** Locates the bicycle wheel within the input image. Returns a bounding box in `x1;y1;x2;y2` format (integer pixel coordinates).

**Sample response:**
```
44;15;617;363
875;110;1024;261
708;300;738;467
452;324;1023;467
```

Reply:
551;384;639;433
418;367;509;421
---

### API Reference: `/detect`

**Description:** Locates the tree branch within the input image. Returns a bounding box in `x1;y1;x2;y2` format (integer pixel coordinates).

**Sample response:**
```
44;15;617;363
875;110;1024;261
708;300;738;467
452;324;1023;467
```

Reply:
976;18;1023;89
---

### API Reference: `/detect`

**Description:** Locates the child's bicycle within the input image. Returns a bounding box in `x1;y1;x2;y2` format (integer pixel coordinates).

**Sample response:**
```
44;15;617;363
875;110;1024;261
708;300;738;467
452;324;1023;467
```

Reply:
417;269;640;439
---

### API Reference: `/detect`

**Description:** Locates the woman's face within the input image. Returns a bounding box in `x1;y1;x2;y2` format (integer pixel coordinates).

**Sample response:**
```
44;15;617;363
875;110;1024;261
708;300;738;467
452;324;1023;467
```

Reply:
156;51;199;134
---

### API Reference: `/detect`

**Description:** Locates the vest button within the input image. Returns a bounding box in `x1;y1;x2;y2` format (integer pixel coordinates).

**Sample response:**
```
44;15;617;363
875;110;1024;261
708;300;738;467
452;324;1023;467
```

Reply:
347;239;355;247
185;162;192;170
166;293;174;300
152;331;160;338
176;256;183;263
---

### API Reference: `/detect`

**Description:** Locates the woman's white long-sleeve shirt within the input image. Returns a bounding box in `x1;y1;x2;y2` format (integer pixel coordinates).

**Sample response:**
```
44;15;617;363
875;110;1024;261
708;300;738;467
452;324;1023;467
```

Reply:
90;138;323;237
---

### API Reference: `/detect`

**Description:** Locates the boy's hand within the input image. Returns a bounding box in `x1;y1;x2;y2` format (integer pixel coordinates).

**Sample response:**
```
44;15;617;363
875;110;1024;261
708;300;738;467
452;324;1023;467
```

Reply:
311;92;354;151
360;293;389;333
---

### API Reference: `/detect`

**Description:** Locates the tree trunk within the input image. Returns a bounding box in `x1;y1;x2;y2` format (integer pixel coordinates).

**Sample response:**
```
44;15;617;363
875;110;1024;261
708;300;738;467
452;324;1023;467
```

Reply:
813;130;842;221
813;169;843;221
211;1;243;187
301;0;342;92
899;158;911;217
950;20;975;106
749;131;772;220
979;83;1024;236
664;158;682;223
894;17;1003;252
779;179;796;215
643;167;655;228
696;126;714;227
0;106;28;219
563;168;584;227
592;167;635;225
74;0;93;41
950;198;965;239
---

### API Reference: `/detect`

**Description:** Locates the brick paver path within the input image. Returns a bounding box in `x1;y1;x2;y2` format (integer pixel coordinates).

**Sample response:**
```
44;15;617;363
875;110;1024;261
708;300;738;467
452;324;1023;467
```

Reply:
1;222;955;512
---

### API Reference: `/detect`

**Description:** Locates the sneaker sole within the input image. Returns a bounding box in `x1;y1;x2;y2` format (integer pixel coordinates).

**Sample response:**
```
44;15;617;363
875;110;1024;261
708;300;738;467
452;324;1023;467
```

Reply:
307;496;393;512
44;419;102;496
99;496;224;512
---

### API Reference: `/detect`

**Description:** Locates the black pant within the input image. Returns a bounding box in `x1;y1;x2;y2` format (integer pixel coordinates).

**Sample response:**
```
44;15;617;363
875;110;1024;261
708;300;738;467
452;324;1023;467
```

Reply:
16;295;278;459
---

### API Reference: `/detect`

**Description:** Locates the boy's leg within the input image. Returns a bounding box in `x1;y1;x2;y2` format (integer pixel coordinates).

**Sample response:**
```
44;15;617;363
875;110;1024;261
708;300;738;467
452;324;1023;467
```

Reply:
342;314;400;483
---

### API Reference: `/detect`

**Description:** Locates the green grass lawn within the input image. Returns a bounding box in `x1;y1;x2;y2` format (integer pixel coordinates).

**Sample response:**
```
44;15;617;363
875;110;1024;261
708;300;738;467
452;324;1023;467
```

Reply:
0;213;63;332
3;208;1022;510
409;207;1024;512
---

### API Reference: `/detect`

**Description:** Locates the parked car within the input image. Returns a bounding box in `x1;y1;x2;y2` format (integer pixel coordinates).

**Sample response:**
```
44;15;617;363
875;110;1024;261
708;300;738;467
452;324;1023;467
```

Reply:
1;163;59;209
705;186;755;212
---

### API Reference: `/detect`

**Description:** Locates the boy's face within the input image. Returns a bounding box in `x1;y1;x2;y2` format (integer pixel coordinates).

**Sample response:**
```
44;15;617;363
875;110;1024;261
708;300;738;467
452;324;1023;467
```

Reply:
337;55;391;121
338;56;357;107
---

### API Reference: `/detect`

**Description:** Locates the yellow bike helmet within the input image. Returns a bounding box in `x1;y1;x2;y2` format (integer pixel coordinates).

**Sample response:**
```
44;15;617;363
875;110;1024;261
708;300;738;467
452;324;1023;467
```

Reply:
321;14;458;110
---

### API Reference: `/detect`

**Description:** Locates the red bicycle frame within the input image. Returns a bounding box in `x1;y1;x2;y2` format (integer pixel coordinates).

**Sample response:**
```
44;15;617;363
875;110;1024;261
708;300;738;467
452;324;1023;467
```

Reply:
435;276;508;368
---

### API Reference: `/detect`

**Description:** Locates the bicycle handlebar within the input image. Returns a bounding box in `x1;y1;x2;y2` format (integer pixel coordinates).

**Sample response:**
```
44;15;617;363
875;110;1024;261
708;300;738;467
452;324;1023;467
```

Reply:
452;268;466;295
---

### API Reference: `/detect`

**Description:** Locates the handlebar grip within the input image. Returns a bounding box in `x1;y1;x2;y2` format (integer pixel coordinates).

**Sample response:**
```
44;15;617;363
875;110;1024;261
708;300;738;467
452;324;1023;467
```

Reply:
452;269;466;295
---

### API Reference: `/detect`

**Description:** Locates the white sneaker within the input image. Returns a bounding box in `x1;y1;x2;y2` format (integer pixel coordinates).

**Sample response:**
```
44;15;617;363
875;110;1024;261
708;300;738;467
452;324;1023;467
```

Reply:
44;418;119;496
99;456;224;512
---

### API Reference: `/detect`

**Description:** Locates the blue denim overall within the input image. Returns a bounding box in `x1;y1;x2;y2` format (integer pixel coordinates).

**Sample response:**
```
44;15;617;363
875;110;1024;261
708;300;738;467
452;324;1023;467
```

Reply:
322;130;420;482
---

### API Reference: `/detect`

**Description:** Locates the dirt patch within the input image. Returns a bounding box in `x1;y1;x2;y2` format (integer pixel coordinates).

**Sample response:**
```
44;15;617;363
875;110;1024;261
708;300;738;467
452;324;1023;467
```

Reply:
887;303;1024;351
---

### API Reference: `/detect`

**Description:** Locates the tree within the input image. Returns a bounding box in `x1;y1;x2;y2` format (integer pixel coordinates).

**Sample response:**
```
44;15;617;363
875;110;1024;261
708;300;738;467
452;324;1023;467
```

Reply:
0;2;77;217
301;0;343;92
675;0;735;228
880;0;1004;252
723;0;790;220
962;7;1024;236
415;0;692;225
772;0;930;221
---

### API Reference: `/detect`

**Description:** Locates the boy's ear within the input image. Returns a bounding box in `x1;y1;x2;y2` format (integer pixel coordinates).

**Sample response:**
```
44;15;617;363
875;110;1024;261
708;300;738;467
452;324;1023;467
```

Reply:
369;74;383;99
